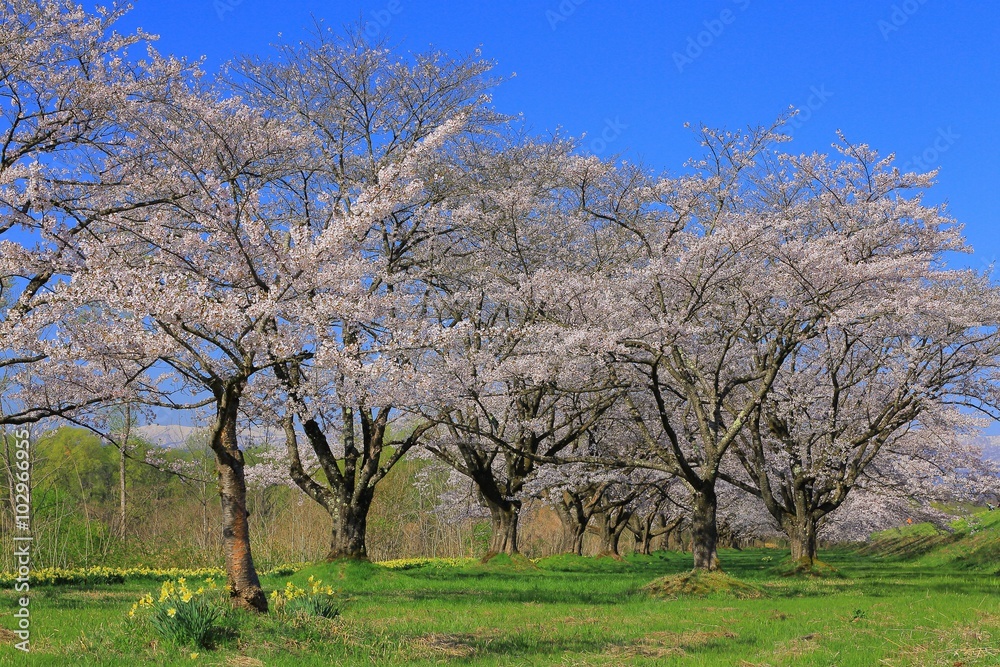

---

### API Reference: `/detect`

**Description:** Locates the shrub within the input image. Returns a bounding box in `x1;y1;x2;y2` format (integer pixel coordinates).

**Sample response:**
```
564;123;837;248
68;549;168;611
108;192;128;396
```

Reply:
269;576;339;618
131;577;223;649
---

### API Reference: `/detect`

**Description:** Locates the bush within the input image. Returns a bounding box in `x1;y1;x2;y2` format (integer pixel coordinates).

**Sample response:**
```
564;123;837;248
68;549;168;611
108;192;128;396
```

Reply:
285;593;339;618
131;577;224;649
269;576;340;618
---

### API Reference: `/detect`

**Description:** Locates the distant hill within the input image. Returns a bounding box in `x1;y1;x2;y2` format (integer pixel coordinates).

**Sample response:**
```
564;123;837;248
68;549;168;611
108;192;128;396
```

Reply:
864;510;1000;571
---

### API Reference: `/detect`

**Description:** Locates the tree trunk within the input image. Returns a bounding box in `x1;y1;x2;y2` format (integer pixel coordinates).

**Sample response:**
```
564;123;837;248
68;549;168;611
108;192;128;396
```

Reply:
664;520;684;551
554;495;587;555
201;484;210;550
787;514;818;564
691;487;721;571
211;386;267;612
118;403;131;542
596;509;630;559
327;489;374;560
600;521;623;558
486;501;520;556
634;513;662;555
119;441;127;542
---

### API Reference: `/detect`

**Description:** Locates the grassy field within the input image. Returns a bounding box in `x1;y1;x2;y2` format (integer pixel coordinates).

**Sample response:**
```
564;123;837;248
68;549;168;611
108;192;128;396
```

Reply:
2;514;1000;666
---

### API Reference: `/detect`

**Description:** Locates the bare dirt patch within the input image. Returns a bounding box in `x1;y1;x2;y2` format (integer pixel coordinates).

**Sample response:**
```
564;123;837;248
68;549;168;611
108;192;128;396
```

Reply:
408;632;482;659
225;657;266;667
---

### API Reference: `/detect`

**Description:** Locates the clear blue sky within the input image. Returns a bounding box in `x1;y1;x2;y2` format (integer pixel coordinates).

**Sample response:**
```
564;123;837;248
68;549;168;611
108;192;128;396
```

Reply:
121;0;1000;277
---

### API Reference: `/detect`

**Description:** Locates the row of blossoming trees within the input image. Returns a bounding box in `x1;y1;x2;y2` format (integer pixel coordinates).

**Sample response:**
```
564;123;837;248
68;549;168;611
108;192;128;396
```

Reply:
3;0;1000;612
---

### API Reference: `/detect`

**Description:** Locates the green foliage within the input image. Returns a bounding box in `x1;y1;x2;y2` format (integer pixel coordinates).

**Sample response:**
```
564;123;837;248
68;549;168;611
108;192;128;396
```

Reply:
148;595;221;649
477;552;540;572
284;593;339;619
535;553;634;572
133;578;224;649
771;557;843;578
269;576;340;619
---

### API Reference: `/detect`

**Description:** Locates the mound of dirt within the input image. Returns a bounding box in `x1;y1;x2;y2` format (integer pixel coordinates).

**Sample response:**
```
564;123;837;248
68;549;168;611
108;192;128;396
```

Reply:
644;570;766;599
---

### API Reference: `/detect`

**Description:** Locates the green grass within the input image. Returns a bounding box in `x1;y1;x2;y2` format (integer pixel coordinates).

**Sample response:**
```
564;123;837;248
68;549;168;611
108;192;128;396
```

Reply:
866;508;1000;571
2;522;1000;665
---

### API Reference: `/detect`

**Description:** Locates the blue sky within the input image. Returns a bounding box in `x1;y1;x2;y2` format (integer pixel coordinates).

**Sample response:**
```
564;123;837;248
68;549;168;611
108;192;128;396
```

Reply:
121;0;1000;277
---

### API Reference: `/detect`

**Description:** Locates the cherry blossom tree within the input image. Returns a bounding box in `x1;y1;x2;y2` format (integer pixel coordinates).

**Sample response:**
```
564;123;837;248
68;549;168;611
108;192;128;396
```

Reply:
711;143;1000;564
58;71;331;610
532;122;989;571
527;462;609;555
726;307;1000;564
415;140;621;557
537;123;824;570
626;477;689;555
229;29;498;560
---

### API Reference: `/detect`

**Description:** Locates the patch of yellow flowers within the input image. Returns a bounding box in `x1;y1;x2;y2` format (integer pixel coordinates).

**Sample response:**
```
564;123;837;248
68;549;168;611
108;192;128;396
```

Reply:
0;563;304;587
0;566;225;587
129;576;219;618
268;575;335;610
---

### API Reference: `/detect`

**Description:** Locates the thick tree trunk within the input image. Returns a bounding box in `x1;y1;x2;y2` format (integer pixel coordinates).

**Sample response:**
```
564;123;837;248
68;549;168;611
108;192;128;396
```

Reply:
691;487;721;571
554;496;587;555
596;509;630;559
787;514;819;564
631;514;656;555
486;501;520;556
327;489;374;560
211;387;267;612
599;521;623;558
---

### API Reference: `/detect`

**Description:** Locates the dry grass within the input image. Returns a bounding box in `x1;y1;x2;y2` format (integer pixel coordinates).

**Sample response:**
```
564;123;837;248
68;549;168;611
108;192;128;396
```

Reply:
604;629;740;660
407;632;492;659
225;657;266;667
